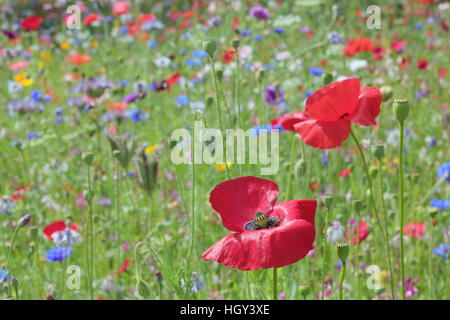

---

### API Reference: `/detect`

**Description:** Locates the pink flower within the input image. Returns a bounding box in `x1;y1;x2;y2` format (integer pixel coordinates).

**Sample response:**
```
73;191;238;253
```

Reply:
9;60;29;71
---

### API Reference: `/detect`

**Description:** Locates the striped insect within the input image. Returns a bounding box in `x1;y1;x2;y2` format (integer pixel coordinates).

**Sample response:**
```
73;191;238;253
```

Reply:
244;211;281;231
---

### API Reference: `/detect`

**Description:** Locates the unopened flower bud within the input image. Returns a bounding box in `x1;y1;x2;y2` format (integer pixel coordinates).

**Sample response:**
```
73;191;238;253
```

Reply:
202;39;217;58
370;167;379;178
294;158;307;177
137;280;151;298
380;86;393;102
323;73;333;85
18;213;31;228
81;152;94;165
256;69;265;82
393;98;410;123
231;38;240;48
323;195;334;210
336;240;350;262
299;284;310;299
372;144;385;160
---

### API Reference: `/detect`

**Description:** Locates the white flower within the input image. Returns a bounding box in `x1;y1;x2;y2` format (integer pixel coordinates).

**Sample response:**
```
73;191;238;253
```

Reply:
154;56;171;68
326;221;345;244
349;59;368;71
52;228;81;247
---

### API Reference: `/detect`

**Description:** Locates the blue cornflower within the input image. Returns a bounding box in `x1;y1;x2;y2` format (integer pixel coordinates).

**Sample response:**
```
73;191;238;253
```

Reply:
55;108;63;116
250;125;277;136
433;243;450;260
1;198;15;215
274;28;285;34
309;68;324;76
437;162;450;183
149;40;157;49
322;150;328;166
427;136;436;148
186;59;202;67
192;50;208;59
46;247;73;262
430;199;450;210
327;31;343;44
305;90;315;98
0;270;10;282
27;132;40;140
254;35;263;41
240;30;252;36
120;80;129;87
126;109;147;123
176;94;189;106
415;23;424;29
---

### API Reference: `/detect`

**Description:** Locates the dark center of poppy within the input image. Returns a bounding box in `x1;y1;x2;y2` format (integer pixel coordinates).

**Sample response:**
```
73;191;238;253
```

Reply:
244;211;281;231
340;113;349;119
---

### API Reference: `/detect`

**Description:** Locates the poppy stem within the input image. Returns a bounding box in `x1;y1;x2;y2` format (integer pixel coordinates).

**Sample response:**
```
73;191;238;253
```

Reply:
398;122;406;300
208;56;231;180
285;134;297;201
320;206;330;300
377;159;396;298
350;129;394;297
339;261;346;300
273;267;278;300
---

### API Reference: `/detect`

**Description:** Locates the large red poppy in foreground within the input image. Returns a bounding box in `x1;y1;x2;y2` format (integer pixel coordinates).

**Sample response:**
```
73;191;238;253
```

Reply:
202;177;317;271
293;78;382;150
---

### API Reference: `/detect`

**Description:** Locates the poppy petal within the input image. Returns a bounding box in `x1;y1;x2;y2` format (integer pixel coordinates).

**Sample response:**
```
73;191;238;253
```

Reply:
43;221;67;239
294;119;351;150
202;220;315;270
209;176;279;232
305;78;360;121
271;200;317;225
270;111;309;131
350;87;382;126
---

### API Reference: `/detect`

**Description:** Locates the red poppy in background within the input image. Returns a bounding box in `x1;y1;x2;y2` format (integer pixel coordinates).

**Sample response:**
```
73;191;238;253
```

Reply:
270;110;309;131
43;220;78;240
417;59;429;70
391;41;406;52
67;52;91;65
165;72;181;92
21;15;44;31
114;259;132;275
346;221;369;245
202;177;317;271
339;168;351;177
222;48;235;64
112;1;130;16
404;222;426;238
84;13;101;26
294;78;382;150
344;37;375;57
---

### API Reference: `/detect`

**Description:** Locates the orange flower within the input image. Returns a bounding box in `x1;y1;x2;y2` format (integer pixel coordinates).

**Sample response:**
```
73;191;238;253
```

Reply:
222;47;235;64
67;52;91;65
344;37;375;57
107;102;128;111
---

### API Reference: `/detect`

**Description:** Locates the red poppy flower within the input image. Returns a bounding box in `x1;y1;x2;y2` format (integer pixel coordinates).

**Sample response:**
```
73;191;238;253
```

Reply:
391;41;406;52
114;259;132;275
293;78;382;150
84;13;101;26
270;110;309;131
222;48;235;64
202;177;317;271
339;168;351;177
417;59;429;70
67;52;91;65
112;1;130;16
344;37;375;57
404;222;426;238
309;182;321;191
43;220;78;240
165;72;181;92
21;15;44;31
346;221;369;245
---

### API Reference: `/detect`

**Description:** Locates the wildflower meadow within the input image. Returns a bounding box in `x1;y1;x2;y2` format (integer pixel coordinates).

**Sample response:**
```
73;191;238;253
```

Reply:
0;0;449;303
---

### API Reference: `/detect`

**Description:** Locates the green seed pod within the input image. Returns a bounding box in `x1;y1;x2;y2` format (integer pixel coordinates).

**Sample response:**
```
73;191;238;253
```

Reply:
370;167;379;178
137;280;151;298
323;73;333;85
81;152;94;165
323;195;334;210
299;284;310;299
206;95;214;108
380;86;393;102
231;38;240;49
372;144;385;160
352;199;363;213
202;39;217;58
392;98;410;123
294;158;307;177
216;68;224;81
336;240;350;262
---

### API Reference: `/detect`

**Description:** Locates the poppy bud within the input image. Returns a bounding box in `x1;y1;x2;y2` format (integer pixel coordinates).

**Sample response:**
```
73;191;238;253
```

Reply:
202;39;217;58
299;284;310;299
370;167;379;178
372;144;385;160
155;271;163;283
18;213;31;228
294;159;307;177
216;68;224;81
206;95;214;108
81;152;94;165
84;190;94;201
137;280;151;298
392;98;410;123
380;86;393;102
134;145;159;196
352;199;363;213
231;38;240;48
336;240;350;262
323;195;334;210
323;73;333;85
256;69;265;82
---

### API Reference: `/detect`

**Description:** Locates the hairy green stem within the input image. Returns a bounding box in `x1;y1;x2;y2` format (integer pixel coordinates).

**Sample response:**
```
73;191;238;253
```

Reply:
339;261;346;300
399;122;406;300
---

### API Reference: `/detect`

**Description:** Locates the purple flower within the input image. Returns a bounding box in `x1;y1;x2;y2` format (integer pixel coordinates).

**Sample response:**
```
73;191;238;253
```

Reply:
264;85;284;105
123;92;144;104
250;6;269;21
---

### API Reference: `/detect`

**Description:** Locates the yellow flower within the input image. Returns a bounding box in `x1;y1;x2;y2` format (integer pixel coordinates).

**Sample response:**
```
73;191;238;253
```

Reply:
14;73;34;87
60;42;70;51
37;61;44;69
90;41;98;48
145;144;159;155
40;52;51;61
214;162;232;172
